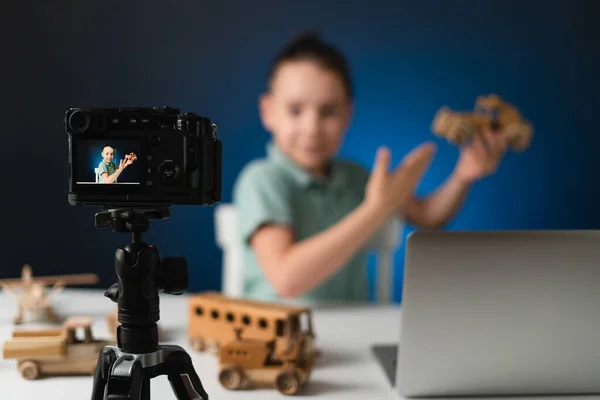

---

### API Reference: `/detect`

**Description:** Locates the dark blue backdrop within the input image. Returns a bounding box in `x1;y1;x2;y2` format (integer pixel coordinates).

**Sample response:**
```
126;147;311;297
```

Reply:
2;0;599;303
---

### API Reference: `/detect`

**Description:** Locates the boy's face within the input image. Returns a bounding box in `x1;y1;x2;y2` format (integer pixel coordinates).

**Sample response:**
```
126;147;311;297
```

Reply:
259;60;353;175
102;146;114;163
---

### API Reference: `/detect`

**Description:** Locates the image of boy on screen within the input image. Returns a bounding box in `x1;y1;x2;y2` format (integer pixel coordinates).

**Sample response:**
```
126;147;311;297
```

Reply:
97;144;136;184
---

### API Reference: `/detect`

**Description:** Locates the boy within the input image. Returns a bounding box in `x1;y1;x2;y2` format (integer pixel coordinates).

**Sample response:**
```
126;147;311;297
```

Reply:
232;32;508;304
97;144;134;184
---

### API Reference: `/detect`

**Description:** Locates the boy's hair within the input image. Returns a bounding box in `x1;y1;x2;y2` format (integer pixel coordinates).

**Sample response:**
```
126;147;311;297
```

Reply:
267;31;354;99
102;144;114;152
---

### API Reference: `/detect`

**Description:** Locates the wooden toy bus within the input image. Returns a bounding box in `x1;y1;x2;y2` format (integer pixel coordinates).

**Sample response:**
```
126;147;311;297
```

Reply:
188;291;318;358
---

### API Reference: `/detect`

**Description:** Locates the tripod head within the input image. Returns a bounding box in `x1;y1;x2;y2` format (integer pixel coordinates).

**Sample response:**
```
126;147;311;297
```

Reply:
95;207;170;234
97;207;188;354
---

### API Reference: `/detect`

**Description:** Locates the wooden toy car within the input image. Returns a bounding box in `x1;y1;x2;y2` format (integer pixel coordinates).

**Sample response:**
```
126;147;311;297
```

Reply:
188;292;318;359
217;328;315;395
431;94;533;151
2;316;111;380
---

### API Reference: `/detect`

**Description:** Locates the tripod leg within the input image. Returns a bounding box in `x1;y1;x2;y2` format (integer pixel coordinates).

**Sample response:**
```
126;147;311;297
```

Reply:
106;355;147;400
91;347;115;400
140;377;151;400
166;350;209;400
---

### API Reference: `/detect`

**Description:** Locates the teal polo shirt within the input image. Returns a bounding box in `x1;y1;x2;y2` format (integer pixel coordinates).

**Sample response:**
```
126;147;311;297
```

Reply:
98;160;117;183
232;141;372;305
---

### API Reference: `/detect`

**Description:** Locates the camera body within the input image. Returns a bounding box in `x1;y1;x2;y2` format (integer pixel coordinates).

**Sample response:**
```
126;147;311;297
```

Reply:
66;106;222;208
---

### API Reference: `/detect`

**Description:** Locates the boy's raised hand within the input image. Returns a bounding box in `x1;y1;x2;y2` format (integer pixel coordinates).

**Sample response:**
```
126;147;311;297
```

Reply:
365;142;436;217
453;126;507;183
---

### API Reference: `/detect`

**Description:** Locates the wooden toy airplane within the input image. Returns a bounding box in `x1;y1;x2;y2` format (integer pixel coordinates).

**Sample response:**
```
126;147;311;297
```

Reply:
431;94;534;152
0;264;99;325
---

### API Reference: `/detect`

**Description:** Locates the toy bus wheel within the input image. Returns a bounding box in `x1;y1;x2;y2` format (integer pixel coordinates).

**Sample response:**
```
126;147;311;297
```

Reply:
219;366;243;390
276;370;300;395
19;361;40;380
206;339;219;354
190;337;204;351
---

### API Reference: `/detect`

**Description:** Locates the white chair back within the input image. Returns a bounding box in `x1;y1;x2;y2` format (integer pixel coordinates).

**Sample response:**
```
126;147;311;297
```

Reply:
365;214;403;303
214;203;403;303
215;204;245;298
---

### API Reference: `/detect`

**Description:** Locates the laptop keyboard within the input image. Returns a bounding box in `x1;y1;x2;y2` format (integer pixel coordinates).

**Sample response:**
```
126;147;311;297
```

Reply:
370;344;398;387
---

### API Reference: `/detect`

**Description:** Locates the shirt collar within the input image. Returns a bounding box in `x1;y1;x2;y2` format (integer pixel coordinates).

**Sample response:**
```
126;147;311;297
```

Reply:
266;141;347;189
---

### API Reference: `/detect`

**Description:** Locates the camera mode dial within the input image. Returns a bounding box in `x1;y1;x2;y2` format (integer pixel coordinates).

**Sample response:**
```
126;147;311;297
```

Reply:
177;112;201;132
152;106;179;115
157;160;181;185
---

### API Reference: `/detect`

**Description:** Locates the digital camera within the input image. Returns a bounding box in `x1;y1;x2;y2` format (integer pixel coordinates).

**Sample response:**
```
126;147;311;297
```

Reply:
66;106;222;208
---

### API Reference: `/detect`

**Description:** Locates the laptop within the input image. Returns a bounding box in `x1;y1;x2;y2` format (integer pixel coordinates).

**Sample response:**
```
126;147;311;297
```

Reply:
372;230;600;398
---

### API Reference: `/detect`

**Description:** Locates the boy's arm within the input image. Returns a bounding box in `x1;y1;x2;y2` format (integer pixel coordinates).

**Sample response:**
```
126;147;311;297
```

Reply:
235;164;387;299
101;164;124;184
97;163;111;183
402;171;472;229
251;202;389;298
402;127;507;229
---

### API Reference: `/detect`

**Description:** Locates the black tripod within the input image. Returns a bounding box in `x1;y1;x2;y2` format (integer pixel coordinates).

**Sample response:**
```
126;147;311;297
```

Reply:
90;208;208;400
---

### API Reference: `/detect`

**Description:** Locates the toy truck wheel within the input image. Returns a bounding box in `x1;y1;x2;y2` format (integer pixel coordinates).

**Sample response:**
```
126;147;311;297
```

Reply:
276;370;300;395
190;337;205;351
219;366;243;390
19;361;40;380
504;121;533;152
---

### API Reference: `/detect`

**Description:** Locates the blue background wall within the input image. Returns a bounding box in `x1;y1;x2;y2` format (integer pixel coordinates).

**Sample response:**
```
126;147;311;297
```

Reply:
1;0;599;303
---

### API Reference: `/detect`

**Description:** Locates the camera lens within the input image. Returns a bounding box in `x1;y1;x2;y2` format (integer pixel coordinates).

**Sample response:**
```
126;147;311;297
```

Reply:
68;111;90;133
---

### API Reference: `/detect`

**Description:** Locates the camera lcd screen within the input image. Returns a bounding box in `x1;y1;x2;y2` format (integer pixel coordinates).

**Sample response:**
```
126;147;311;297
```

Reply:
74;139;142;185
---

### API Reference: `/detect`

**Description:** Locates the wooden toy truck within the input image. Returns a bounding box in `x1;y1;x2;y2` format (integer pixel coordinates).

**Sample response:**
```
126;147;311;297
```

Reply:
218;327;315;395
2;316;111;380
188;292;318;359
431;94;534;151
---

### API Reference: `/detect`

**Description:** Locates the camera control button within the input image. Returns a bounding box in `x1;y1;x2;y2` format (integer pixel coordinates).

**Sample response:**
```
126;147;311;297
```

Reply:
150;136;160;146
158;161;181;185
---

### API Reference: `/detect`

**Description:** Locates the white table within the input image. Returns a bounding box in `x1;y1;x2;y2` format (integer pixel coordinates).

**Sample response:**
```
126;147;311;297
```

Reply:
0;288;402;399
1;289;598;400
